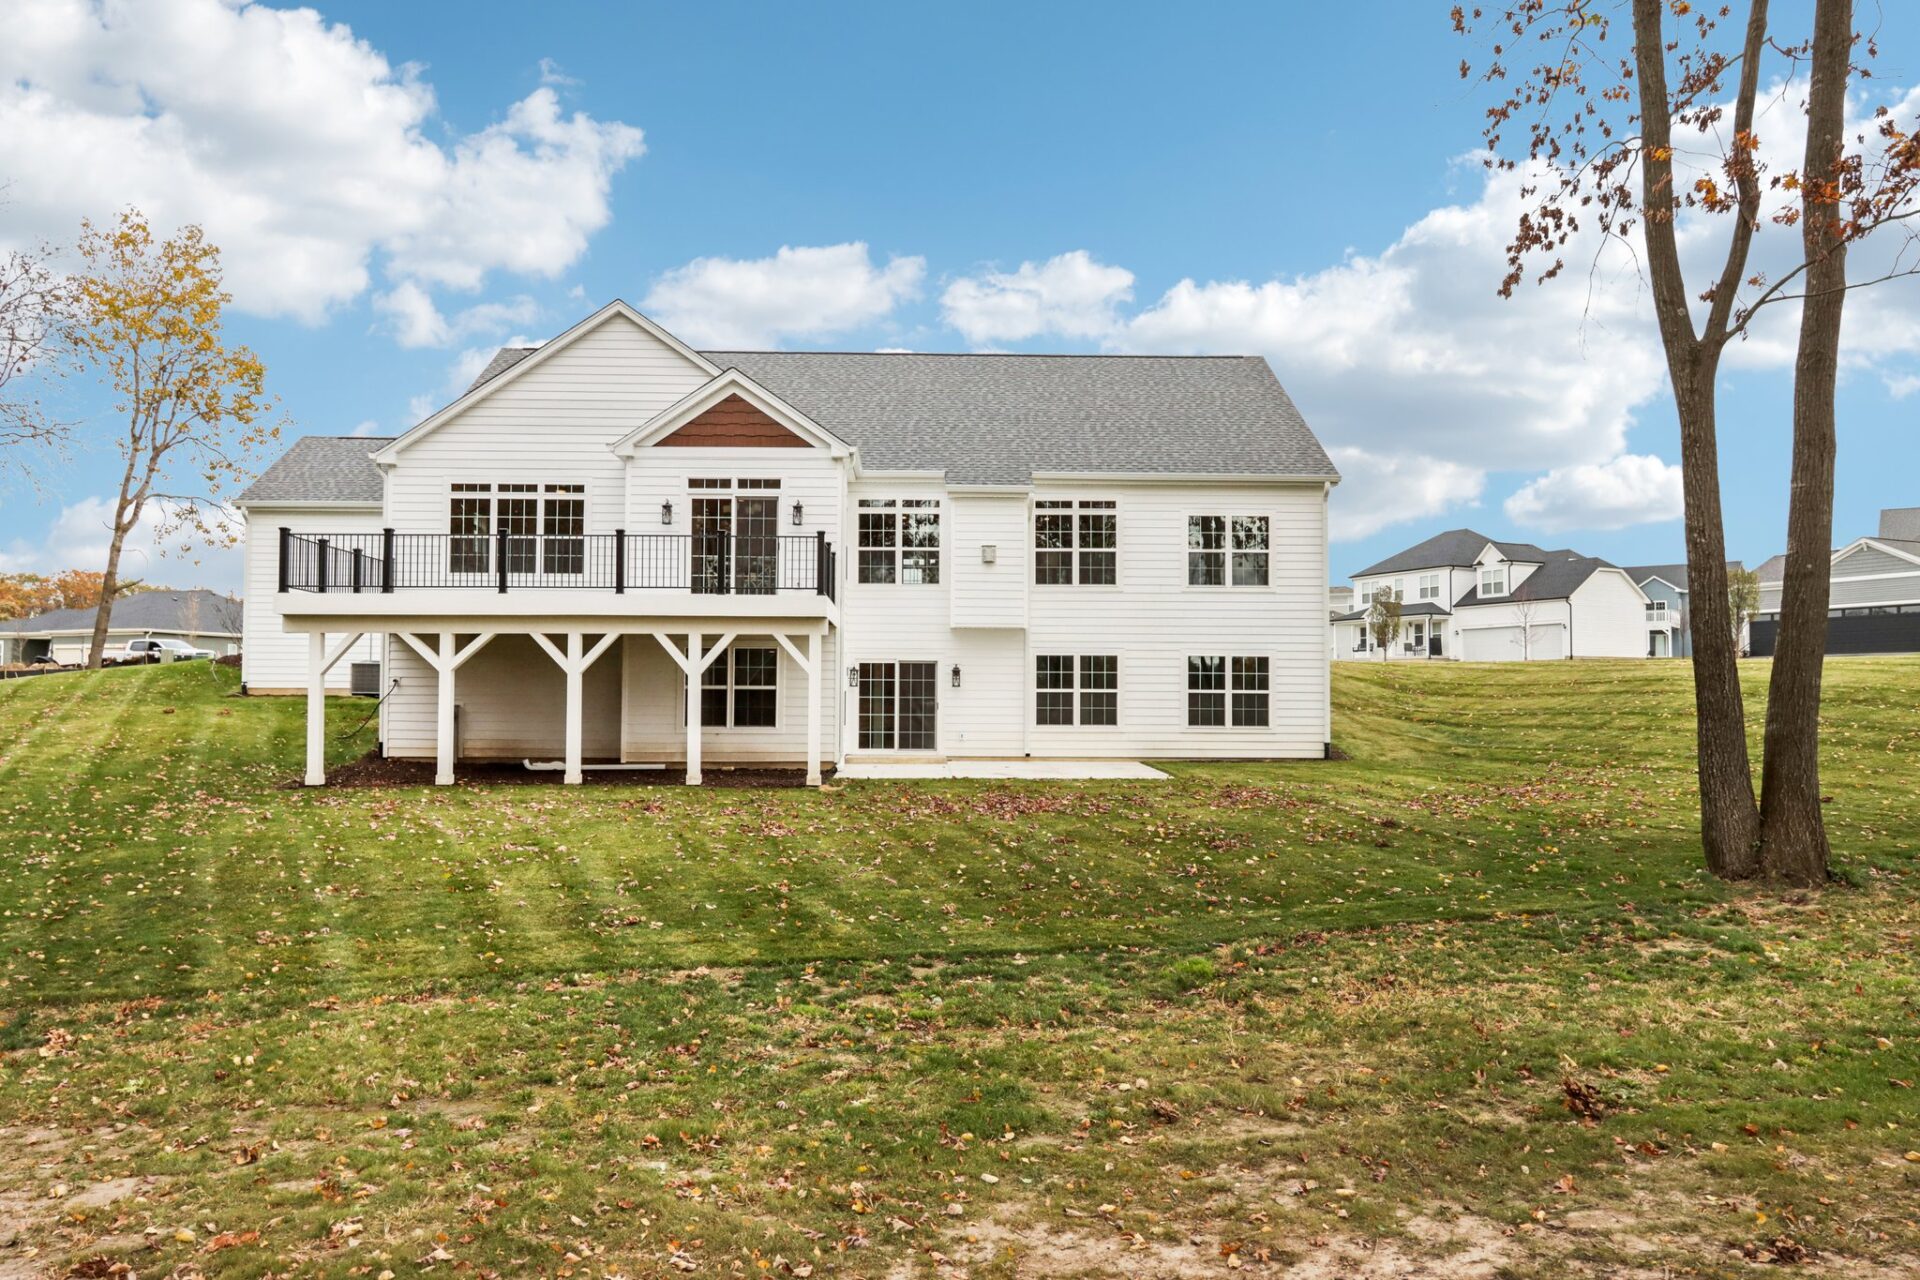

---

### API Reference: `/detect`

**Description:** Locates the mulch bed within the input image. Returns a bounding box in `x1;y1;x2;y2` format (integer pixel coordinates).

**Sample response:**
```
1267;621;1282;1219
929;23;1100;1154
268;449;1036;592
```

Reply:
293;749;822;790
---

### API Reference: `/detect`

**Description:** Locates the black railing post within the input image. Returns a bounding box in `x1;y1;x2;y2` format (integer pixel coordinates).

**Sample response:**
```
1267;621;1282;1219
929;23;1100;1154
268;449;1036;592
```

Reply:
277;527;290;593
614;529;626;594
381;527;395;593
351;547;363;594
814;530;826;595
497;528;508;593
316;537;330;593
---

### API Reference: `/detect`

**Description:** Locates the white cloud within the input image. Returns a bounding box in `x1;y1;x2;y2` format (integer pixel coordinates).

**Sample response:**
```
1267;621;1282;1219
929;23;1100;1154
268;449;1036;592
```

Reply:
374;281;448;348
642;243;925;347
1503;454;1684;533
1328;447;1486;542
348;419;380;438
940;250;1134;346
375;284;540;349
0;496;240;592
0;0;643;323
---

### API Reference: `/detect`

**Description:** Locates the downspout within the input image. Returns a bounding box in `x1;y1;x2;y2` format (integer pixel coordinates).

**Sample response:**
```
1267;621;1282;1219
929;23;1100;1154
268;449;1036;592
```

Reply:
1566;597;1574;658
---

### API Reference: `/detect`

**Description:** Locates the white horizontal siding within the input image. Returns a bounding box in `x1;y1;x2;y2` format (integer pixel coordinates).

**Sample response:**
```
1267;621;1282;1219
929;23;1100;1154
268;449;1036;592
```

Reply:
385;316;712;538
241;507;382;692
384;633;622;761
620;630;840;765
949;494;1029;628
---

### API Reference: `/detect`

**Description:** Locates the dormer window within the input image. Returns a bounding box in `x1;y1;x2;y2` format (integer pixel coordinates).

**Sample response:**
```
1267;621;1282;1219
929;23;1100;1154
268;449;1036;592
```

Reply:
1479;564;1508;597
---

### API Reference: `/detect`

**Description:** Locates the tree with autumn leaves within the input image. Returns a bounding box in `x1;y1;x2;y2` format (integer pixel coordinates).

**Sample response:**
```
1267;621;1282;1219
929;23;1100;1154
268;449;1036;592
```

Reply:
1456;0;1919;886
65;210;277;670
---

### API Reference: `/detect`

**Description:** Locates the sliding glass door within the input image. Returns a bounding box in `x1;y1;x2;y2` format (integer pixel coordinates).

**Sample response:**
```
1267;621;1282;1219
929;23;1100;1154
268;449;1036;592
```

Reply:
857;661;937;751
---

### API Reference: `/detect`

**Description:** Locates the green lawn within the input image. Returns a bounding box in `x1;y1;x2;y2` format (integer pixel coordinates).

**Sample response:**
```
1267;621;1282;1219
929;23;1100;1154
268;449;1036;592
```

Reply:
0;658;1915;1278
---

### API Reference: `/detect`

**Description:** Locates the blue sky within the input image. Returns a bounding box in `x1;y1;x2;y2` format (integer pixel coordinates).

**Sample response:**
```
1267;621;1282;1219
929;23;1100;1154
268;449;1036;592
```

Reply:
2;0;1917;590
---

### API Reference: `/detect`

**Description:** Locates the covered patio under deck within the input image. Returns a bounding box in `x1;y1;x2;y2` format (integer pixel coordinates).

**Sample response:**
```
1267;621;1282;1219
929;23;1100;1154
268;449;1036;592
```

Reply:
289;607;834;789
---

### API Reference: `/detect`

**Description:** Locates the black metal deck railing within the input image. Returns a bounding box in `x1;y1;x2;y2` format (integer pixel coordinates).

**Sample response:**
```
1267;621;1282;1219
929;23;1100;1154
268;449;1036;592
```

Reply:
278;529;836;599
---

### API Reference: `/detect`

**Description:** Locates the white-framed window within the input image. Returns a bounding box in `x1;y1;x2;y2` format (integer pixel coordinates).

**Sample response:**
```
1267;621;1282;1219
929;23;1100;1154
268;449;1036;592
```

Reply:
1186;515;1270;587
1034;500;1117;585
698;646;778;728
1406;618;1427;650
448;481;585;576
857;498;941;585
1187;655;1270;727
1479;564;1508;597
1418;573;1441;601
1035;654;1118;726
1646;601;1670;621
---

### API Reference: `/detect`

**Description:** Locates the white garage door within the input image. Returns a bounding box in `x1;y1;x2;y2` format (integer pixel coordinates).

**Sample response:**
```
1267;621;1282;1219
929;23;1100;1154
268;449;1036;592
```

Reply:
1461;624;1566;661
1461;627;1521;661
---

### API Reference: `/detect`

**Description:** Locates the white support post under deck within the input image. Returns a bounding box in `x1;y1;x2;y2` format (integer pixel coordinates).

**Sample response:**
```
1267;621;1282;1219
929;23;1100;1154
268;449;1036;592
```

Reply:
303;630;368;787
434;632;458;786
532;631;621;785
805;632;822;787
395;630;495;787
684;630;703;786
305;632;326;787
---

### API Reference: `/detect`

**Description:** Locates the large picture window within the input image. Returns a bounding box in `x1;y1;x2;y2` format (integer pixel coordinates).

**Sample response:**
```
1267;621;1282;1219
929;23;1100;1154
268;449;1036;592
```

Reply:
1035;654;1118;726
448;481;586;577
1035;500;1116;585
1187;515;1269;587
1188;655;1269;727
450;483;492;573
699;646;778;728
857;499;940;584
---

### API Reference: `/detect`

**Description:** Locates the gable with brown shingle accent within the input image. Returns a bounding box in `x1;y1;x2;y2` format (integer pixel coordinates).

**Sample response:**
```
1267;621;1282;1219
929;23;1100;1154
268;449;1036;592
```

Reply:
656;394;809;448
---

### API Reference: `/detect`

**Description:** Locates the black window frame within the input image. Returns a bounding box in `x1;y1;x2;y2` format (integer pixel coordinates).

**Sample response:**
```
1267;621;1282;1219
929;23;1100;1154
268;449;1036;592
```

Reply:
697;645;780;729
1035;653;1118;726
857;498;941;585
1034;499;1117;586
1189;654;1269;727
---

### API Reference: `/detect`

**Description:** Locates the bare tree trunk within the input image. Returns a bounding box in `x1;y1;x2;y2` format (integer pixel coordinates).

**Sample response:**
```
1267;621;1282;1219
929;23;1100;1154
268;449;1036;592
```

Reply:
85;462;141;670
1759;0;1849;887
1674;368;1763;878
1631;0;1762;879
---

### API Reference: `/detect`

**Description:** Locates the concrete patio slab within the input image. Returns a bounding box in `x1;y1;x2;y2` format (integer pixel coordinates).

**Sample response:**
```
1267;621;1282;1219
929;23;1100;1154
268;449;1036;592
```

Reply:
836;759;1170;781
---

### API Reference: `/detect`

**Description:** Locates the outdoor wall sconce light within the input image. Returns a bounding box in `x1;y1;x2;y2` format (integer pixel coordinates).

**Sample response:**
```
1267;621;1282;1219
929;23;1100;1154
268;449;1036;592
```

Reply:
847;666;860;688
792;502;804;526
951;663;962;688
660;500;673;526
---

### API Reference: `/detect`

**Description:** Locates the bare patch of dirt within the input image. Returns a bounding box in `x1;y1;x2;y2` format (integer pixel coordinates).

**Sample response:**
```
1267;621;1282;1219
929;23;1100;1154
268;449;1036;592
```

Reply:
301;750;824;789
949;1207;1222;1278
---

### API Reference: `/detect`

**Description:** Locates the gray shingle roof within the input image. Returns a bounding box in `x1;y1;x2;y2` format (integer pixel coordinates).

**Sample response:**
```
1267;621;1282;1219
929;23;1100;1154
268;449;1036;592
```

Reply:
0;589;241;636
259;343;1337;502
1453;555;1615;606
1623;561;1746;592
237;435;393;504
466;346;537;392
1332;600;1452;622
1352;529;1551;579
703;350;1337;485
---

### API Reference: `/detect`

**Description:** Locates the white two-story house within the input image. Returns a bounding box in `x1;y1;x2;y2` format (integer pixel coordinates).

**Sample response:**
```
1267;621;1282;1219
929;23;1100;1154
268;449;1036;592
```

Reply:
237;301;1340;786
1331;528;1650;661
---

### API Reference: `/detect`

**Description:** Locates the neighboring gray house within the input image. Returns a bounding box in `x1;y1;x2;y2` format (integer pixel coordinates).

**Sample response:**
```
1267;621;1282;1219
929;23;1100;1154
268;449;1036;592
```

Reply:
1331;528;1650;661
1752;507;1920;656
1623;561;1746;658
0;590;242;666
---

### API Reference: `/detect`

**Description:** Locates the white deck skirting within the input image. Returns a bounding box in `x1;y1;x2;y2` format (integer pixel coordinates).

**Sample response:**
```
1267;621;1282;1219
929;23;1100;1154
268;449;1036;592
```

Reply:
836;759;1169;781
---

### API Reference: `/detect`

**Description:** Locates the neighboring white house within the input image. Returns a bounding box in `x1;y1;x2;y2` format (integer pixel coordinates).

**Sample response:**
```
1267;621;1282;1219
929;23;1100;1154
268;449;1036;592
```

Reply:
1331;528;1650;661
236;300;1340;787
1752;506;1920;655
0;590;242;666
